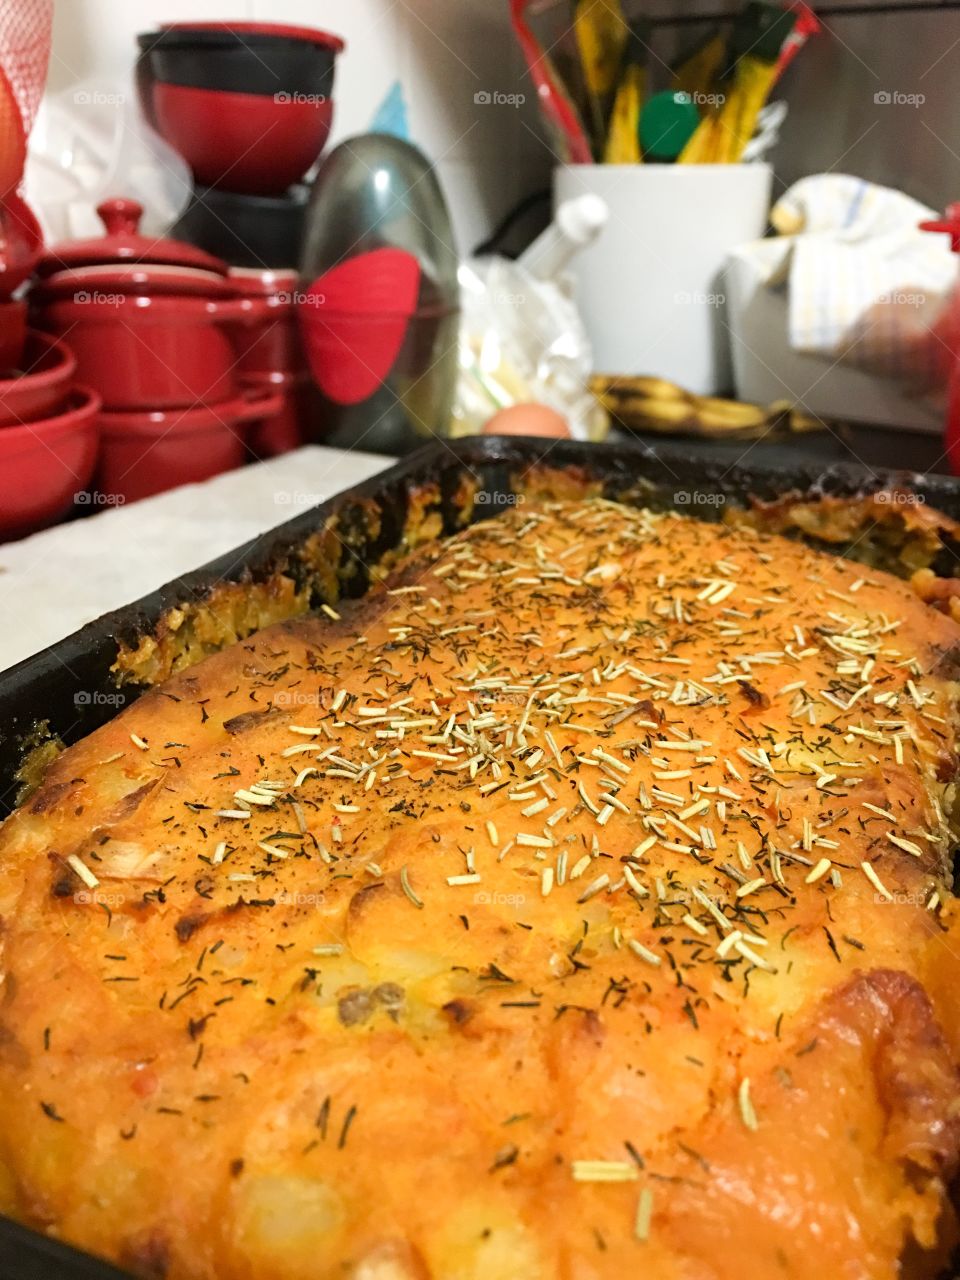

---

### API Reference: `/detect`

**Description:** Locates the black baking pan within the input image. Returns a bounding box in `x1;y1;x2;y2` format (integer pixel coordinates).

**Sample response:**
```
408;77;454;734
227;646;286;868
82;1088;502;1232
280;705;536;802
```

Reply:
0;431;959;1277
3;434;960;823
0;1215;131;1279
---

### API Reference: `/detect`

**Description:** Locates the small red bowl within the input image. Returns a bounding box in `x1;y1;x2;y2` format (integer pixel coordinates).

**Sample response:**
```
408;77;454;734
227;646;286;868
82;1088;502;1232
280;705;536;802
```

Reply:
241;370;312;459
0;299;27;372
97;385;282;503
0;329;77;426
0;385;100;540
152;81;334;195
229;269;307;377
158;21;344;50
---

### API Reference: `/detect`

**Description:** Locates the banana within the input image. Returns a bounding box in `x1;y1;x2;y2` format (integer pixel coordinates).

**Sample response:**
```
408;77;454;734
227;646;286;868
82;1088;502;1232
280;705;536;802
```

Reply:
589;376;826;440
692;396;768;428
590;374;690;403
611;397;697;430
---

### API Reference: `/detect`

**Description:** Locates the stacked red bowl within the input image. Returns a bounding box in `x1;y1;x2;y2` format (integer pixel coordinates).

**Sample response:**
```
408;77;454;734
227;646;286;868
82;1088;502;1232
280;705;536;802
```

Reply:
0;326;74;425
0;319;102;541
136;23;344;197
0;387;101;540
228;268;315;459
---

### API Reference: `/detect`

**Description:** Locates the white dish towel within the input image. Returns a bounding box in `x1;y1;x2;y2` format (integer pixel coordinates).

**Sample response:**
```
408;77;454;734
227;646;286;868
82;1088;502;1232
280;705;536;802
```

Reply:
766;174;957;388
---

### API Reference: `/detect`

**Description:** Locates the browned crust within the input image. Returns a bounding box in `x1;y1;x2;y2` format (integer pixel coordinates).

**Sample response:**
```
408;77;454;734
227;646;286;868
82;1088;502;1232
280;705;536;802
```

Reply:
727;490;960;577
112;479;470;693
13;473;960;831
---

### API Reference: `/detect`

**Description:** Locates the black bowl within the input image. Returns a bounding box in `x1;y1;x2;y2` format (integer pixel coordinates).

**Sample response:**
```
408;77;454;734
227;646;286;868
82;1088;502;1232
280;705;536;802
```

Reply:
170;185;309;269
137;28;338;98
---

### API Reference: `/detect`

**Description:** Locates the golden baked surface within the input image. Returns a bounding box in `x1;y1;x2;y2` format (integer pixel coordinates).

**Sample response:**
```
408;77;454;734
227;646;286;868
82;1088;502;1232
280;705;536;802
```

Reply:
2;497;960;1280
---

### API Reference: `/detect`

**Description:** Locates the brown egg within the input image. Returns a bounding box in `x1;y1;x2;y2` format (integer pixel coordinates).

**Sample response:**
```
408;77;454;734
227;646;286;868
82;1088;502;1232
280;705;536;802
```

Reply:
481;403;571;438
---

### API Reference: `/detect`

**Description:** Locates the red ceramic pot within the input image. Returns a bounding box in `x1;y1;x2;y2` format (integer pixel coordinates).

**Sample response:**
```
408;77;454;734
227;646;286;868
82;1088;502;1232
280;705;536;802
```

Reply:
33;283;269;410
30;197;273;411
97;386;282;503
241;370;313;459
228;268;307;378
152;81;334;195
0;329;76;426
0;298;27;372
0;385;100;540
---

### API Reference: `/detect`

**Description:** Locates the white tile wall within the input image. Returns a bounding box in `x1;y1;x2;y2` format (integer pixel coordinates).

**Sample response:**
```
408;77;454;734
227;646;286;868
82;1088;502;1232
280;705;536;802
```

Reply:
46;0;244;94
41;0;960;251
41;0;556;252
771;9;960;214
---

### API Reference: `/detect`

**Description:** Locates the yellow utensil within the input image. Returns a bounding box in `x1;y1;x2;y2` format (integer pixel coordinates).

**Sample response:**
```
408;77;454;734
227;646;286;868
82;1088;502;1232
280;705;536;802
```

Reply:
575;0;628;155
602;20;650;165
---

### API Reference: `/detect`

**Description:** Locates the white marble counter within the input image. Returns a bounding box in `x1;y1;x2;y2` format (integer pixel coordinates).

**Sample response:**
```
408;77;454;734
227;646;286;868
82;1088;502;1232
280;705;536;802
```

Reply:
0;447;393;673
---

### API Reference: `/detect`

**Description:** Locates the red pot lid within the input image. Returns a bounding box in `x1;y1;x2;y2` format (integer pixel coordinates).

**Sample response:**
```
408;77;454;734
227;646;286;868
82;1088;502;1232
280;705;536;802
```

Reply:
37;197;228;278
32;262;235;301
228;267;298;299
159;20;345;52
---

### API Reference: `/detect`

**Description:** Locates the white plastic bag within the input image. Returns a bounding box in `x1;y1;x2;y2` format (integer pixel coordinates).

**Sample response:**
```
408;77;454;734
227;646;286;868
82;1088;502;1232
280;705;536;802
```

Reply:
25;79;191;242
454;255;607;440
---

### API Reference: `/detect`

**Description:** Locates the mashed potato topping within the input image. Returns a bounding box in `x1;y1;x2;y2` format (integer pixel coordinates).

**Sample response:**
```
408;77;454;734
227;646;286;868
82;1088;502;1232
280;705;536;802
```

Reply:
1;497;959;1278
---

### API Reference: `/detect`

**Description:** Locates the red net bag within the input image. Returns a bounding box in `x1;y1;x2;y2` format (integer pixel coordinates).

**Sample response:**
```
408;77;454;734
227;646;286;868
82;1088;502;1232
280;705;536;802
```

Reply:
0;0;52;194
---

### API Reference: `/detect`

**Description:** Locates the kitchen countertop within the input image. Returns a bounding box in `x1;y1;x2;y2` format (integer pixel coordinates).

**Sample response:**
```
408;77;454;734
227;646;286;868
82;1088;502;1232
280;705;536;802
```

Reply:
0;447;393;675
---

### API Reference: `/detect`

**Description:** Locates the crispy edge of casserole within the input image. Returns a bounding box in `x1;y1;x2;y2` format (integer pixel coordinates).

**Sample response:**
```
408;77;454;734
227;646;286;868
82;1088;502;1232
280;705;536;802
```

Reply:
10;468;960;811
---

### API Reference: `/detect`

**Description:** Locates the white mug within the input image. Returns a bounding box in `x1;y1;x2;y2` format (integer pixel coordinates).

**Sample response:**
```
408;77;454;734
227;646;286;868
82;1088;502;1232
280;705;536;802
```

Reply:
555;163;773;395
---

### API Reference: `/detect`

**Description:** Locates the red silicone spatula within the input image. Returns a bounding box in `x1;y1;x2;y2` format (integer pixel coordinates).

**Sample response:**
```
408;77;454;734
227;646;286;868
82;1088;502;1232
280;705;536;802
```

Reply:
298;246;422;405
